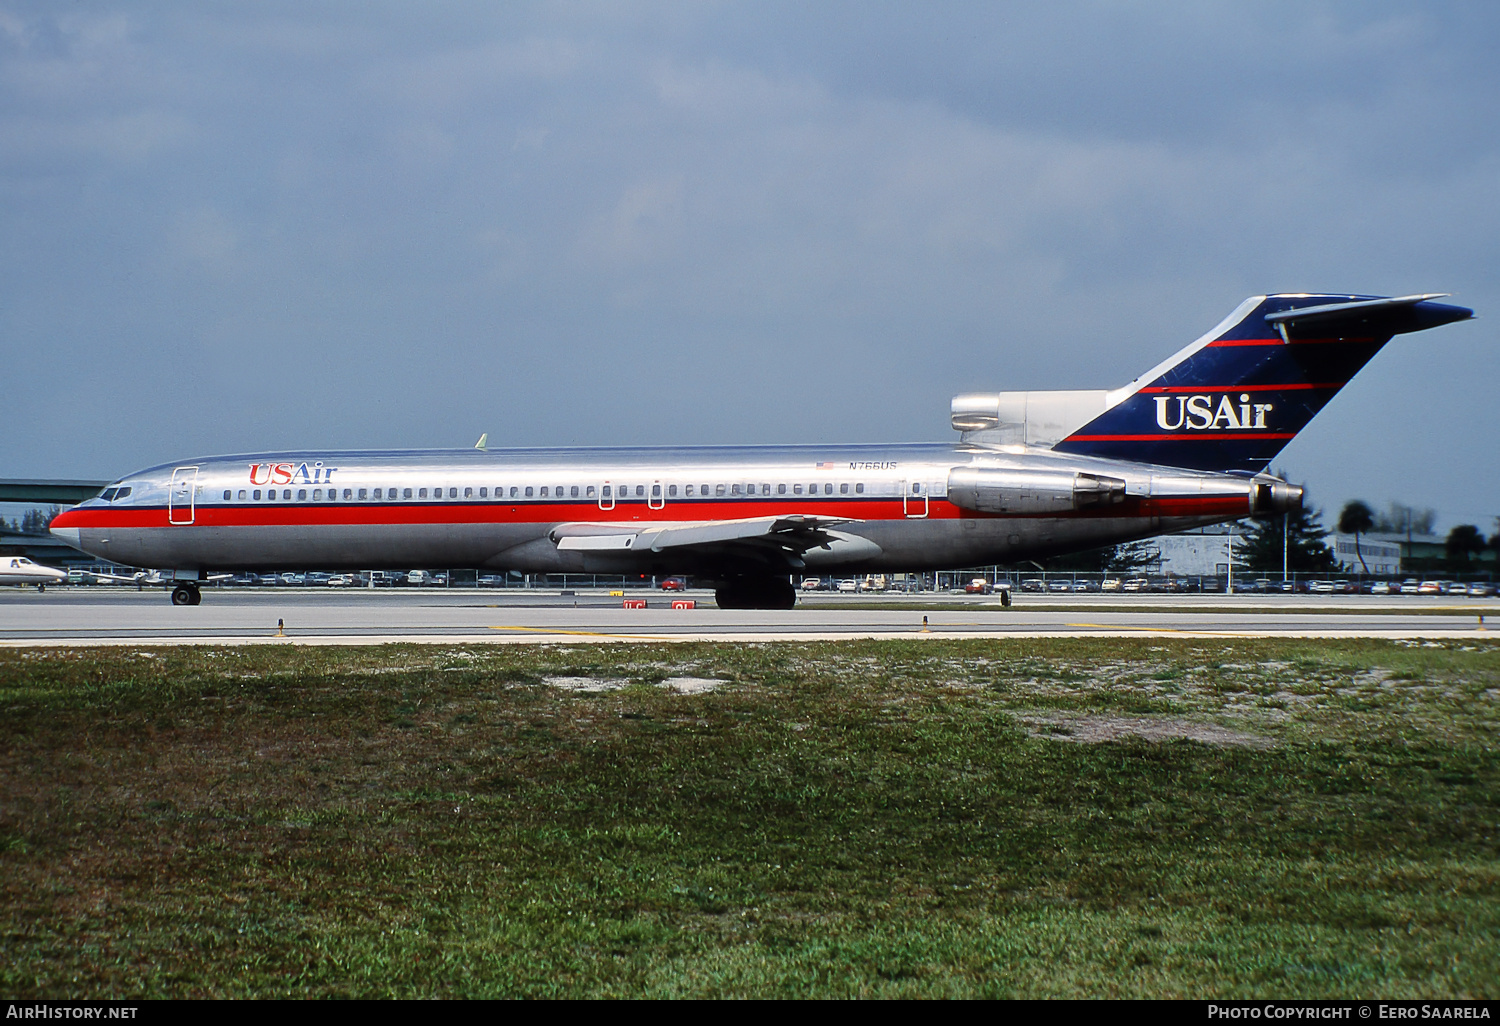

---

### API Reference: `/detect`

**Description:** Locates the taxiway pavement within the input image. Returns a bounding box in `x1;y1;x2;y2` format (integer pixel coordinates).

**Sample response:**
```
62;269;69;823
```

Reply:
1;588;1494;645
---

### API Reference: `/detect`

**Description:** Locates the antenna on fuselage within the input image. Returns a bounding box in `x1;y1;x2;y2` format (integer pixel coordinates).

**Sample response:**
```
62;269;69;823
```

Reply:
474;434;488;451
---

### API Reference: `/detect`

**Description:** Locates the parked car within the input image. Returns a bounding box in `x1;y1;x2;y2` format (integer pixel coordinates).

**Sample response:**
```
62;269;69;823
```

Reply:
1101;578;1122;592
1467;582;1496;597
477;574;506;587
1444;581;1470;595
965;578;992;594
1418;581;1443;595
1307;580;1337;593
836;579;858;592
1400;579;1421;594
1122;577;1148;592
660;577;688;591
1020;579;1046;592
800;578;823;591
327;574;354;587
1370;581;1393;595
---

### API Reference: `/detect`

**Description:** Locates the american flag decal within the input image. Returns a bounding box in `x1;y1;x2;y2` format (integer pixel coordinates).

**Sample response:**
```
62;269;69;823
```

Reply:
815;461;836;468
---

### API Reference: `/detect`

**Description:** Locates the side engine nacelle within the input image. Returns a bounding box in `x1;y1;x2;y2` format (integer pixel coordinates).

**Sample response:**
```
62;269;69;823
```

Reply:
947;467;1127;514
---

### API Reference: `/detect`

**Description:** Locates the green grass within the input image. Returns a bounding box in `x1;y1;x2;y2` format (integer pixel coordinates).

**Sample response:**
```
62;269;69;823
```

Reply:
1;638;1498;998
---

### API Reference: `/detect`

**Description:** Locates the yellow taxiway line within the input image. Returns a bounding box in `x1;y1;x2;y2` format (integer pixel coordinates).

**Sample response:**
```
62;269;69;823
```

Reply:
489;625;665;641
1067;622;1266;637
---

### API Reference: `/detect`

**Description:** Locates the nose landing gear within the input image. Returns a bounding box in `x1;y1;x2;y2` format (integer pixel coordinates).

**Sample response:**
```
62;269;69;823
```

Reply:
170;582;201;605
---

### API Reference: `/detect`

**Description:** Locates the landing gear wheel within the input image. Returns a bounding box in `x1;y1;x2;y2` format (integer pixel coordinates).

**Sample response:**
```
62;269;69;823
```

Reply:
36;583;45;593
714;576;797;610
171;583;201;606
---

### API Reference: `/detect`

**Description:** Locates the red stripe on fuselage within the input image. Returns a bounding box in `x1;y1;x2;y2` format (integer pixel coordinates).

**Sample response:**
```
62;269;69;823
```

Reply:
53;492;1249;530
56;499;933;529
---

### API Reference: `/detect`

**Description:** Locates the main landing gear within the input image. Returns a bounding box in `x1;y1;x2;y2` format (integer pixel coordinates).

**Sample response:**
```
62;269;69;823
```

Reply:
714;576;797;610
170;582;201;606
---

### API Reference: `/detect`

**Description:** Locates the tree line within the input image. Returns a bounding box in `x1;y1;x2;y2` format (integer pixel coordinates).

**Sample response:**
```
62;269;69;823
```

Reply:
1250;494;1497;576
1045;484;1496;577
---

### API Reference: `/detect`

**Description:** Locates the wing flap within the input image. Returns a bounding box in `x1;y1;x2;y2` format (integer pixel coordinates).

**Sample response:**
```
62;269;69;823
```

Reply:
550;514;859;556
555;534;636;551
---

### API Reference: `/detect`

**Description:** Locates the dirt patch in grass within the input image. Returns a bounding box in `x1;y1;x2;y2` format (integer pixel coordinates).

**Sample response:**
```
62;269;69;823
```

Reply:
1019;711;1275;747
658;676;724;694
543;675;627;691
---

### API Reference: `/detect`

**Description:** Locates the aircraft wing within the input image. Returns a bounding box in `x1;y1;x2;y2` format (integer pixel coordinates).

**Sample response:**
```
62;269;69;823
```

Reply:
83;569;150;584
550;514;861;568
83;569;232;585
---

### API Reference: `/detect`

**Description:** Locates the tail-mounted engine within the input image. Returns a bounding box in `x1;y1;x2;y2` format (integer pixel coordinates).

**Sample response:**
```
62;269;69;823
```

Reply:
947;467;1127;514
1249;476;1304;517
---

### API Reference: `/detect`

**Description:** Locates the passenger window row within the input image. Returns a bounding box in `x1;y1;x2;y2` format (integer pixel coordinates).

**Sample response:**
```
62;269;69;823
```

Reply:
220;481;874;502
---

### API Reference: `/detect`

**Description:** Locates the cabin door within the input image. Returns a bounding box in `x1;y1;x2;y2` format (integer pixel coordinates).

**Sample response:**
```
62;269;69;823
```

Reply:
168;466;199;525
902;479;929;519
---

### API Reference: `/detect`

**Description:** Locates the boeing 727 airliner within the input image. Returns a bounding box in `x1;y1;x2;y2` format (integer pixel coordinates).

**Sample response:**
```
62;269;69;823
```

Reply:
50;293;1472;607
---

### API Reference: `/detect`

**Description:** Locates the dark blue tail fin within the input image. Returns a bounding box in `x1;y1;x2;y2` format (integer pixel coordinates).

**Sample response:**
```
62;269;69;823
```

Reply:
1050;293;1472;473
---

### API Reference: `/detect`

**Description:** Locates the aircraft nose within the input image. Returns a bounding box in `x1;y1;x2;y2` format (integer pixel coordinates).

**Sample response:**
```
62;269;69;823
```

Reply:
49;510;81;548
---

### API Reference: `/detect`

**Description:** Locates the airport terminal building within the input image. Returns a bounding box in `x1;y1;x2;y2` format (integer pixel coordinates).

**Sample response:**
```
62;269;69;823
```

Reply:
1152;525;1402;578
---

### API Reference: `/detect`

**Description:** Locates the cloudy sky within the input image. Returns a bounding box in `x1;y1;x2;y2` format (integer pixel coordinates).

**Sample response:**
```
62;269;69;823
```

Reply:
2;1;1495;531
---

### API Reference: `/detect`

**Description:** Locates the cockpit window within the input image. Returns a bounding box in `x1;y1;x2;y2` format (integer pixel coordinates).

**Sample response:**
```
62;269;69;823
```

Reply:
114;487;131;500
100;488;118;501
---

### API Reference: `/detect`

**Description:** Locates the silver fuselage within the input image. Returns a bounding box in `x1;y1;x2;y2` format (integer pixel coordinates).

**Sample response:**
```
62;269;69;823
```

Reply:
50;442;1274;578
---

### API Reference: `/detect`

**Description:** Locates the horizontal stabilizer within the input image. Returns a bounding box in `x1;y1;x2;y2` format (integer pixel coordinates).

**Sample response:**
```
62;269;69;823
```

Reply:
1265;294;1472;339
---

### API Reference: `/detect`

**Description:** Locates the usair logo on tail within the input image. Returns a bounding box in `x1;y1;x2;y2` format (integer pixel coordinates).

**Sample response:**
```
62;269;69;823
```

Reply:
1154;394;1273;431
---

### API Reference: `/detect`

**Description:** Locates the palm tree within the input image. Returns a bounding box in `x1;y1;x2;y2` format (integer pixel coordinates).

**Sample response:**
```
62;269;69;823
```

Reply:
1338;500;1375;575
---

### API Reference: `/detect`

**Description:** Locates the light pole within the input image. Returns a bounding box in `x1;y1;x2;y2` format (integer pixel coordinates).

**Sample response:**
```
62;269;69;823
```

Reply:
1227;524;1234;594
1283;512;1289;584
